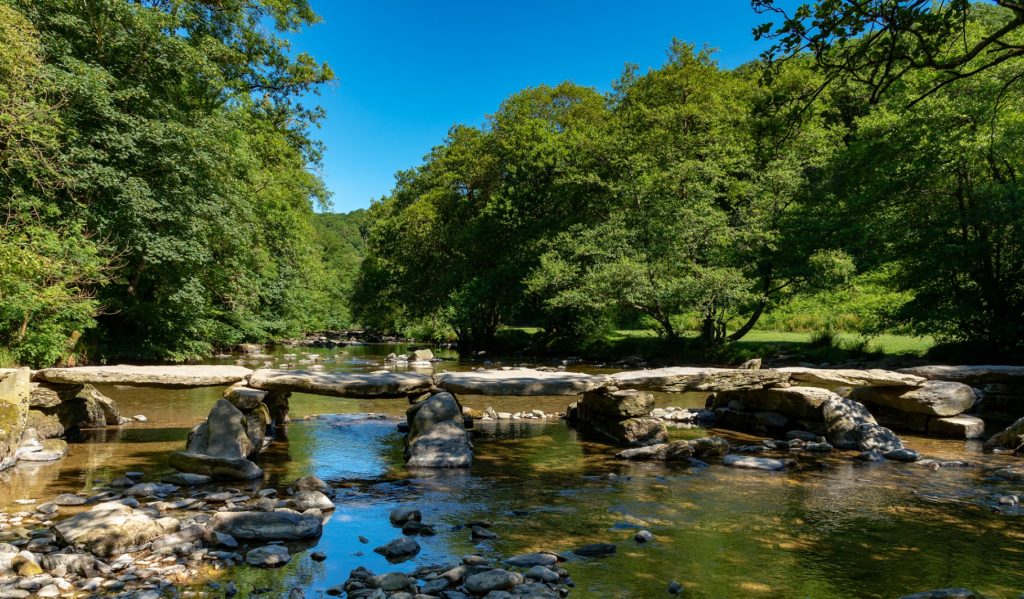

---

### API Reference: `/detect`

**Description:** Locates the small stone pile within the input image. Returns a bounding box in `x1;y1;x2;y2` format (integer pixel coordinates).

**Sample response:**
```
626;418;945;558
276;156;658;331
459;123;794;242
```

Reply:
566;387;668;447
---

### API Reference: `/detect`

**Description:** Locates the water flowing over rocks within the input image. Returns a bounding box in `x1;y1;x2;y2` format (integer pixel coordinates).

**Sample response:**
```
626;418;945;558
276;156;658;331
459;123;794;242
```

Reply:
404;392;473;467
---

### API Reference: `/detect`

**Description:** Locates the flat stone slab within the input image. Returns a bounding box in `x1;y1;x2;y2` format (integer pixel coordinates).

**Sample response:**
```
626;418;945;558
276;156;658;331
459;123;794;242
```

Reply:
777;367;925;389
898;365;1024;386
610;367;790;392
34;366;252;388
249;369;432;398
435;369;609;396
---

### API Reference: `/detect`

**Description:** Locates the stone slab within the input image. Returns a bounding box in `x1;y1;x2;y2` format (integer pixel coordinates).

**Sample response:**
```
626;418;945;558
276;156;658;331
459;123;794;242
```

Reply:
250;369;432;398
898;365;1024;386
610;367;789;392
35;366;252;388
435;369;609;396
778;367;925;389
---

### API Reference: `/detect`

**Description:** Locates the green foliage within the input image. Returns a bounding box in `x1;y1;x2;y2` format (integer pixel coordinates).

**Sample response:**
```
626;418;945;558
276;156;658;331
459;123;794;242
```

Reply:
313;210;369;329
0;0;341;364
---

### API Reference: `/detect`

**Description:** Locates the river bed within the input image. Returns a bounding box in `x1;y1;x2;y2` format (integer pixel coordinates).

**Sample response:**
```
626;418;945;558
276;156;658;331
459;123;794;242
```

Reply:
2;344;1022;598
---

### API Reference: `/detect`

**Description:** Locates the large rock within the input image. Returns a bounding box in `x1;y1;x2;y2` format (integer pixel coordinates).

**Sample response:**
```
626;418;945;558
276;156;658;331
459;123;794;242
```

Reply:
850;381;976;416
778;367;926;388
853;424;903;452
249;369;432;398
168;451;263;480
35;365;252;388
405;393;472;468
53;501;177;556
928;415;985;440
45;384;119;430
898;365;1024;386
436;369;609;396
611;367;789;392
985;416;1024;452
210;511;322;541
822;395;877;449
0;368;30;470
712;386;833;420
186;399;257;459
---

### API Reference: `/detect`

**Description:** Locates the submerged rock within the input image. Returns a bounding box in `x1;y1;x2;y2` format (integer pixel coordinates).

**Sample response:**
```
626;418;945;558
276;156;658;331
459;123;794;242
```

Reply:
722;455;786;471
246;545;291;567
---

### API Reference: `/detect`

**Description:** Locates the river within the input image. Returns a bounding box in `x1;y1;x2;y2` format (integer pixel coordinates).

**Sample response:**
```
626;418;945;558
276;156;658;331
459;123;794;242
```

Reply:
1;344;1022;598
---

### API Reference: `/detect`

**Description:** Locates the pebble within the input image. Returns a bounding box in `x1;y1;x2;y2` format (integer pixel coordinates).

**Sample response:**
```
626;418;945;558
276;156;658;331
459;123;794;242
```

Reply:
634;530;654;543
668;580;685;594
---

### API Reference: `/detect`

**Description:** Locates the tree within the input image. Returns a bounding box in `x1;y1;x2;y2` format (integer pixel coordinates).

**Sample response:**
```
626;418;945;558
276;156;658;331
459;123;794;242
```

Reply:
0;4;106;367
754;0;1024;105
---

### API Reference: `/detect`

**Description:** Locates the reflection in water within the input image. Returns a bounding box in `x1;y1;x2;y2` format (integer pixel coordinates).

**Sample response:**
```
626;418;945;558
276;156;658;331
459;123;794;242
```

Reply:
1;344;1022;597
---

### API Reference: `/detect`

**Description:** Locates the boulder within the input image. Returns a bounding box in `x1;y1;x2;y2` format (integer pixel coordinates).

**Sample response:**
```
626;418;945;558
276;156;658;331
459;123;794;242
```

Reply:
464;569;523;594
985;416;1024;452
35;365;253;388
853;424;903;452
249;369;432;398
405;393;472;468
928;415;985;440
53;501;177;557
611;367;790;392
168;451;263;480
290;475;335;498
17;439;69;462
291;491;334;512
436;369;608;396
850;381;976;416
209;511;322;541
412;348;434;361
578;388;654;419
0;369;30;470
712;386;833;420
186;399;257;459
822;395;878;449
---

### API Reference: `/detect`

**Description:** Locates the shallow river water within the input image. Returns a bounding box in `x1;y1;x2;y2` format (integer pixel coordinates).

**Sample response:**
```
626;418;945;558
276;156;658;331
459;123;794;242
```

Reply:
2;345;1023;598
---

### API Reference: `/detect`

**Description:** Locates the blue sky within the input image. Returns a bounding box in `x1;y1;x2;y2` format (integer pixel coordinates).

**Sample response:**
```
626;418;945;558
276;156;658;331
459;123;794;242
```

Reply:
292;1;775;213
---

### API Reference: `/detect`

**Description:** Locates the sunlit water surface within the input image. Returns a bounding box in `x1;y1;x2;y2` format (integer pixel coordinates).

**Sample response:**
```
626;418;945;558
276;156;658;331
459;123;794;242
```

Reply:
1;344;1023;598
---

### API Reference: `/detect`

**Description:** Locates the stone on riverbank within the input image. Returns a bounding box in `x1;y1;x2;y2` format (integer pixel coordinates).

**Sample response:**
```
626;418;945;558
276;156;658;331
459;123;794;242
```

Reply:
210;511;322;541
436;368;608;396
53;501;177;557
405;392;473;468
34;365;253;388
850;381;976;416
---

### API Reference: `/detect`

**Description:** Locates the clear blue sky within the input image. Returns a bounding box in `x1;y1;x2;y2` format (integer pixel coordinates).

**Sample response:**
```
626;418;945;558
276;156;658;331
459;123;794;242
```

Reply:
291;1;775;213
